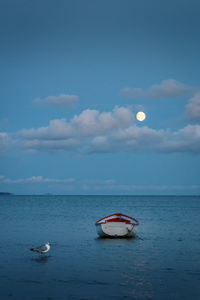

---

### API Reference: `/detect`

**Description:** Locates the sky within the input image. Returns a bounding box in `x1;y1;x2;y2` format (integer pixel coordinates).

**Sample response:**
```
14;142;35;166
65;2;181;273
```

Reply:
0;0;200;195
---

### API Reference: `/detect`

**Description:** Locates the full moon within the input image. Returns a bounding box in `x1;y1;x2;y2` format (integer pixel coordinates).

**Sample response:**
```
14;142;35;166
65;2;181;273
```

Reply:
136;111;146;122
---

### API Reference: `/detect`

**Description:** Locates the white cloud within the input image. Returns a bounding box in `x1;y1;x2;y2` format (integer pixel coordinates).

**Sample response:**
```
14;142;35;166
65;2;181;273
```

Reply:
34;94;79;107
79;182;200;192
164;124;200;153
121;79;199;99
1;175;199;193
24;138;80;151
20;118;75;140
0;106;198;155
185;93;200;122
21;106;133;140
18;106;200;154
20;106;134;152
0;132;13;153
1;176;75;184
71;106;133;136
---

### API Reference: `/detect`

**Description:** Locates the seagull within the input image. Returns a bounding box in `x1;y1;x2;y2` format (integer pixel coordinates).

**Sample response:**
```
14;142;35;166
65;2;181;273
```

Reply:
30;242;51;254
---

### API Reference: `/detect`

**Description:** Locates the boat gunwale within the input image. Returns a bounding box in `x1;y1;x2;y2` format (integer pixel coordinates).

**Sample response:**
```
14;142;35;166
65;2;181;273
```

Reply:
95;213;139;226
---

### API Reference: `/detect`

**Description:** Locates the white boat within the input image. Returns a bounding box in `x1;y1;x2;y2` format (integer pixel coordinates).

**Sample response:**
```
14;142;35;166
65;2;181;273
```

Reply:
95;213;139;238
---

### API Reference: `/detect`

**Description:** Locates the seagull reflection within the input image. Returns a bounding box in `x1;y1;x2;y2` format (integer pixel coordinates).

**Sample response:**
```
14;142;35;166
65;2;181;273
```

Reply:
31;255;51;264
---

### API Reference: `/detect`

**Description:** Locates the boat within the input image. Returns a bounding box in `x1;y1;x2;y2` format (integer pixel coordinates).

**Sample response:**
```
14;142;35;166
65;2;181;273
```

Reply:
95;213;139;238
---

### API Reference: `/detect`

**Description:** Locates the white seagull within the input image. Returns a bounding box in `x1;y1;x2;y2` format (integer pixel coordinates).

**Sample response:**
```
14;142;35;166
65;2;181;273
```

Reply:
30;242;51;254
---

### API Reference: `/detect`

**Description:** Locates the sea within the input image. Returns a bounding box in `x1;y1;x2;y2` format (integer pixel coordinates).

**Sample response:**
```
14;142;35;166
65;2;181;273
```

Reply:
0;195;200;300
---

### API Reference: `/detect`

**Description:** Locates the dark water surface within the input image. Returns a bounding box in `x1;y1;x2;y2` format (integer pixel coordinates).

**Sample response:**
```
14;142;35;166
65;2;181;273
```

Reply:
0;195;200;300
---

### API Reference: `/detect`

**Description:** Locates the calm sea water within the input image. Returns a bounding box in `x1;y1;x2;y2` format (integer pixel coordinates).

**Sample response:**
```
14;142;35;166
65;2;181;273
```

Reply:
0;195;200;300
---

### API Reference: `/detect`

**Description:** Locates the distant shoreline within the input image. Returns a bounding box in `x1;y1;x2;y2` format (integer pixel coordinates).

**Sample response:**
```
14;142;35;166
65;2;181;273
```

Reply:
0;192;13;195
0;193;199;197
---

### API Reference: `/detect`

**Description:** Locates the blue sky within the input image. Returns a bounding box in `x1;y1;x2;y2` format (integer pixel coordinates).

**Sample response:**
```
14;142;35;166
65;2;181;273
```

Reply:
1;0;200;194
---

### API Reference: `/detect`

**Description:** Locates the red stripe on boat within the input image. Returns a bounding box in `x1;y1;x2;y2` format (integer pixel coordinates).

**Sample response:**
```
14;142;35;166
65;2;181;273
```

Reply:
95;213;139;226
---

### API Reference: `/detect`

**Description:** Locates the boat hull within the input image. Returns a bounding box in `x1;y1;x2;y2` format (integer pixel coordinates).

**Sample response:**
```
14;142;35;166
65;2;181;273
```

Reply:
96;222;137;238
